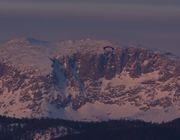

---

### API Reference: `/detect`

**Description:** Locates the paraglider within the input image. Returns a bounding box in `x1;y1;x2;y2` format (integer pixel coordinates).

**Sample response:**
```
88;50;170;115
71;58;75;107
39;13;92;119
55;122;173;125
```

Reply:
103;46;115;51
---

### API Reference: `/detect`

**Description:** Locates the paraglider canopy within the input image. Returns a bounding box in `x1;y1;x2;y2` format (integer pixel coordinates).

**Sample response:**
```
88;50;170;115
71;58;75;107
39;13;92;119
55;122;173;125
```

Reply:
103;46;115;52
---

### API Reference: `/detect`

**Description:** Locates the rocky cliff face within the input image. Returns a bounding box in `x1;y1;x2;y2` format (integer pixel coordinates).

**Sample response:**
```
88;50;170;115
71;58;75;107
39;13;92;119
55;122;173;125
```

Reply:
0;38;180;122
50;47;180;111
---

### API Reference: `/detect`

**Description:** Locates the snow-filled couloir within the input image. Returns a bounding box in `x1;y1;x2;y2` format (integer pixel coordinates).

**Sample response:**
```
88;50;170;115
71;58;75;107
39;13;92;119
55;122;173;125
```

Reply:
0;38;180;122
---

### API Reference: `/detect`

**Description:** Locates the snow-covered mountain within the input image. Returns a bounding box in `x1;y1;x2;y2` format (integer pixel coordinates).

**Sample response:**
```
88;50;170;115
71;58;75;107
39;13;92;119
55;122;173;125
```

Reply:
0;38;180;122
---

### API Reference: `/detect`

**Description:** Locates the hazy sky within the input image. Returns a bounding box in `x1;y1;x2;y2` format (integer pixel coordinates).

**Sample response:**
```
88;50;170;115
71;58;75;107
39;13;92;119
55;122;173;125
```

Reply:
0;0;180;55
0;0;180;4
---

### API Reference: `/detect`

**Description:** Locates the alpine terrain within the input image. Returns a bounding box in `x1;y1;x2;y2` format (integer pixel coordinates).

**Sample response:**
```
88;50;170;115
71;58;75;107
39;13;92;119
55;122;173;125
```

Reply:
0;38;180;123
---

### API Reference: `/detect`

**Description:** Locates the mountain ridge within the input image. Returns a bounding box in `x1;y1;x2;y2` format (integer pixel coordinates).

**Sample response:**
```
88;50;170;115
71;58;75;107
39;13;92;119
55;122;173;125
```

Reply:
0;38;179;122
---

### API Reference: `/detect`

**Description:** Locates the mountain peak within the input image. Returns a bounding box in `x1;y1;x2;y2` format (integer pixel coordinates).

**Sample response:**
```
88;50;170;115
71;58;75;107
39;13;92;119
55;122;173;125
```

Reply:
26;38;50;46
0;38;180;122
5;37;50;46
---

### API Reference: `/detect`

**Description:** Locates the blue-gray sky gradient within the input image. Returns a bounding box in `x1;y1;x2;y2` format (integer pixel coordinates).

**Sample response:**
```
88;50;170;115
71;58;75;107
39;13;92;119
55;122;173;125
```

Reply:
0;0;180;55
